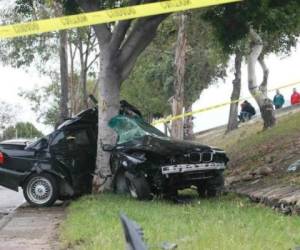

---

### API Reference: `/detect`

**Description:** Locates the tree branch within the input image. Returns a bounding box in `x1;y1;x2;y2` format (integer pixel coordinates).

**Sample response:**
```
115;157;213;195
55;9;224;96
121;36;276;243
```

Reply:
110;0;142;52
76;0;112;45
84;29;92;68
87;52;100;70
247;27;263;93
258;54;269;95
119;14;168;81
88;32;98;52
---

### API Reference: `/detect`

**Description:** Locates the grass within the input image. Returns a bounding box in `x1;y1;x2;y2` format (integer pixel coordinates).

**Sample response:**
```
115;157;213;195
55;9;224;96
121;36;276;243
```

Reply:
60;193;300;250
197;111;300;184
60;111;300;249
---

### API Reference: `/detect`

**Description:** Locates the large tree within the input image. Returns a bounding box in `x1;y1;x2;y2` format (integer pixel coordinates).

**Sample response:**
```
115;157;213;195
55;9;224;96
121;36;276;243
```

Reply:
205;0;300;130
122;12;227;137
226;44;244;132
68;0;170;191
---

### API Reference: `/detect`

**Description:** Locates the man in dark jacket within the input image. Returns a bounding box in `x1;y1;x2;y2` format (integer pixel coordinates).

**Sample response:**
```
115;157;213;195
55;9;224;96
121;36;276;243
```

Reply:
273;89;285;109
239;101;256;122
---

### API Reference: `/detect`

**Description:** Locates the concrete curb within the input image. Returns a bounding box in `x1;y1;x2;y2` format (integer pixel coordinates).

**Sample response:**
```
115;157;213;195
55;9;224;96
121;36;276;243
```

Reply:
0;202;26;231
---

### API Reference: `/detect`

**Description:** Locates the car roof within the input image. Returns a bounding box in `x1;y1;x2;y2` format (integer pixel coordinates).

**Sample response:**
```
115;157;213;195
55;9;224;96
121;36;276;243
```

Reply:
0;138;35;145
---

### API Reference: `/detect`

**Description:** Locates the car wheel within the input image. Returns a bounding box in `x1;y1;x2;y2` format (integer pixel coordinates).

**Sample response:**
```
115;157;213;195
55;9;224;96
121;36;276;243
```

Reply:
197;174;224;198
125;174;152;200
23;173;58;207
197;183;207;198
114;171;129;194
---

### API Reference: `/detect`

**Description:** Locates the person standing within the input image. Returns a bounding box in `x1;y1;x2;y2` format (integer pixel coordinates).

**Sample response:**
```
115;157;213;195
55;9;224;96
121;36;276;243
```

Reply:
291;88;300;105
273;89;285;109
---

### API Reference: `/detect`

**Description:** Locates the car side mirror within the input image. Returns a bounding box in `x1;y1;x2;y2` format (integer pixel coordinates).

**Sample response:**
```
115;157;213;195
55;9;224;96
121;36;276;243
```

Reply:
102;144;115;152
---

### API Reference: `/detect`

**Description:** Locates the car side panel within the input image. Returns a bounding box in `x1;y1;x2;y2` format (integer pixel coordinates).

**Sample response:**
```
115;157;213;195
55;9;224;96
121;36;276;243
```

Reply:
0;167;28;191
0;149;36;190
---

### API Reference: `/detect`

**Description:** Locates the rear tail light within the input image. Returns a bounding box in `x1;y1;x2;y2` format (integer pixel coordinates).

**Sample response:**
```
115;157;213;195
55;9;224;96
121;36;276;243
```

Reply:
0;152;4;165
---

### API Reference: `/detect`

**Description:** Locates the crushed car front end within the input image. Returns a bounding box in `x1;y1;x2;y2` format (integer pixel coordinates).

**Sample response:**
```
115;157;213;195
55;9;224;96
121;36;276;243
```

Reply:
108;115;229;199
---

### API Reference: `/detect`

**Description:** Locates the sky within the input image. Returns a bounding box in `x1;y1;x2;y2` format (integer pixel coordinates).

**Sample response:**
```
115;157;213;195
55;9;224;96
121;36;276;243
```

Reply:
1;44;299;135
0;66;52;134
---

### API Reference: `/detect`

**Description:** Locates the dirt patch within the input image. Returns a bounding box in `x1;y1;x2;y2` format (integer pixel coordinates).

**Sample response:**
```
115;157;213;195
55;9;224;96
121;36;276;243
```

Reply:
0;203;65;250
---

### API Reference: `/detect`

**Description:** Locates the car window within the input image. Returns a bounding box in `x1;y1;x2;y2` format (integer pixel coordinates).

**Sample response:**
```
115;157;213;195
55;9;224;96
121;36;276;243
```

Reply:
52;130;91;146
26;136;49;151
50;129;91;156
51;131;64;146
67;130;90;146
108;115;166;144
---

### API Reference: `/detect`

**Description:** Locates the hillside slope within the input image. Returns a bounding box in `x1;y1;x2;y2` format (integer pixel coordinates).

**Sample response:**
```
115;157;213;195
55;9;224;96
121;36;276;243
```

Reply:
197;108;300;185
196;108;300;214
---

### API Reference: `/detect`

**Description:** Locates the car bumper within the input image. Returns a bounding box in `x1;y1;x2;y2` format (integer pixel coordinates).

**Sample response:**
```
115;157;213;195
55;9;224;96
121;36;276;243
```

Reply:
0;167;28;191
161;163;225;175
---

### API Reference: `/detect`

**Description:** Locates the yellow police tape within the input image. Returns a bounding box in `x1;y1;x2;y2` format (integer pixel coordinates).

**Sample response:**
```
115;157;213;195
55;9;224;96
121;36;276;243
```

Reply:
0;0;240;39
152;80;300;125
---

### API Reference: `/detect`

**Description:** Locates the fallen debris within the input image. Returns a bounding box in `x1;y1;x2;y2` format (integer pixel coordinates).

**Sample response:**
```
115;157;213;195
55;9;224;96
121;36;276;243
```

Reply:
287;160;300;173
229;180;300;216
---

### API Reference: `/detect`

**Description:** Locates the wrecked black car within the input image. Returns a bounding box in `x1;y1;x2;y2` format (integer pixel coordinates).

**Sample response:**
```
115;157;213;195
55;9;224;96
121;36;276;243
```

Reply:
105;113;229;200
0;99;228;206
0;107;97;206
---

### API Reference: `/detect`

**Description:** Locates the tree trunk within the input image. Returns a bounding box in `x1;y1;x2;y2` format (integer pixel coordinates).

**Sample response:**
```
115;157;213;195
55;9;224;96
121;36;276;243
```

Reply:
227;50;242;132
59;30;69;123
80;67;88;108
93;48;121;192
78;40;89;109
75;0;168;193
68;40;77;116
184;106;194;140
171;14;187;140
247;28;275;129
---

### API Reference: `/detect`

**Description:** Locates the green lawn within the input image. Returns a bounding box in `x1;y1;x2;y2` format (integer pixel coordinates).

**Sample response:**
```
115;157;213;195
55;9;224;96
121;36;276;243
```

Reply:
60;193;300;250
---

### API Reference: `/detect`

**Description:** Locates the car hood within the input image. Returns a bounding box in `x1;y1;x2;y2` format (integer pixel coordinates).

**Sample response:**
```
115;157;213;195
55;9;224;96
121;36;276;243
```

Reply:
117;135;212;155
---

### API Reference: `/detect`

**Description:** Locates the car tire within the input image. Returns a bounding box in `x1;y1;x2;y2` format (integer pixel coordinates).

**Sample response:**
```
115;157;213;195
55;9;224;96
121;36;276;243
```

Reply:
114;171;129;194
197;174;224;198
125;173;152;200
23;172;58;207
197;183;207;198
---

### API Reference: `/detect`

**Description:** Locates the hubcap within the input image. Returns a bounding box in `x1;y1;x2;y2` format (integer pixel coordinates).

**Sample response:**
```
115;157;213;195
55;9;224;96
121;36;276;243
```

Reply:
26;177;53;205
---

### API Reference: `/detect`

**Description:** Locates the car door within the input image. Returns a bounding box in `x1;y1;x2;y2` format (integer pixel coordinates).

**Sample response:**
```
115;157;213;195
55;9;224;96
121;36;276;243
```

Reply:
49;126;96;194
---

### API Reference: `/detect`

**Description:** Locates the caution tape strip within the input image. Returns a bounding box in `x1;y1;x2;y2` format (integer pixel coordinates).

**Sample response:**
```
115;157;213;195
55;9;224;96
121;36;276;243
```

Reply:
0;0;240;39
152;80;300;125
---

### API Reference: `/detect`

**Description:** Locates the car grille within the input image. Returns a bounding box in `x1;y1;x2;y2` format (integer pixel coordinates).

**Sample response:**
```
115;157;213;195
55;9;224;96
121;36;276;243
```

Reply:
201;152;213;162
169;151;214;164
189;152;201;163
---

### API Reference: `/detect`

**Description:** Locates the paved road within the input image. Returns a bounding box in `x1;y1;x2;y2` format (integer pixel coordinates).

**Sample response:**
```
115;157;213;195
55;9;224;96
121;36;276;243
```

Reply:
0;205;64;250
0;187;64;250
0;186;24;217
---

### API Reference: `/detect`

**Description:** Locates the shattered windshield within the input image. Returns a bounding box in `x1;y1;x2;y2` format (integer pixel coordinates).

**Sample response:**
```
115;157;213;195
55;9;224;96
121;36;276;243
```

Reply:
108;115;167;144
